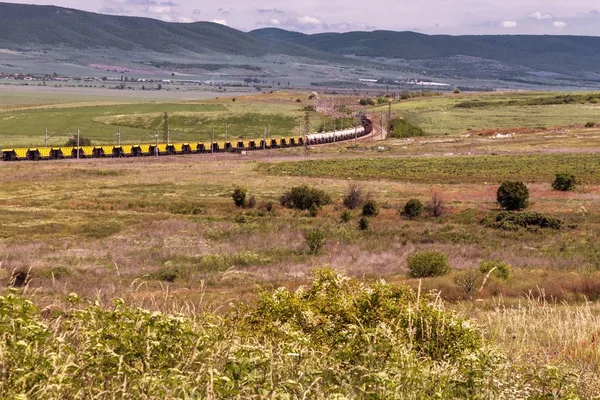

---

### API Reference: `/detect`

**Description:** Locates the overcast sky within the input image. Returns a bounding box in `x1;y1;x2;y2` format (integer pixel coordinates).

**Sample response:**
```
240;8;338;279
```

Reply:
3;0;600;35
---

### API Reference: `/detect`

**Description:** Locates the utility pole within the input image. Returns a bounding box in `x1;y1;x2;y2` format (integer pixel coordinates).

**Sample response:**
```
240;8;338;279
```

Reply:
211;127;215;154
44;128;48;148
263;126;267;150
163;112;169;144
225;124;228;142
76;129;80;160
117;128;121;146
267;123;270;138
155;130;159;157
333;120;336;143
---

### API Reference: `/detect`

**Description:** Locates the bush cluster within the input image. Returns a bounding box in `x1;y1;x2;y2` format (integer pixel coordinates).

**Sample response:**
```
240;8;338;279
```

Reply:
482;211;563;231
479;260;511;280
280;185;331;211
65;136;92;146
361;199;379;217
389;118;425;138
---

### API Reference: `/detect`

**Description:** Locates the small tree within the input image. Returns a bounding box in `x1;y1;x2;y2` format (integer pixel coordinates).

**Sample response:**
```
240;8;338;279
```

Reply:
427;192;446;217
343;184;364;210
305;229;325;254
340;210;352;223
407;251;451;278
497;181;529;211
402;199;424;219
362;199;380;217
232;187;247;208
552;173;576;192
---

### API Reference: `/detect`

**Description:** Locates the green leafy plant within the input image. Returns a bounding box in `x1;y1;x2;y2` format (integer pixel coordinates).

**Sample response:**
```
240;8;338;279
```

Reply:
304;228;326;254
407;251;451;278
479;260;511;280
358;217;370;231
482;211;562;231
340;210;352;223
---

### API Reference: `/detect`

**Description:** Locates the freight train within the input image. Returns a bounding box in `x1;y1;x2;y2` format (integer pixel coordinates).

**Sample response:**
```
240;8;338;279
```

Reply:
1;118;372;162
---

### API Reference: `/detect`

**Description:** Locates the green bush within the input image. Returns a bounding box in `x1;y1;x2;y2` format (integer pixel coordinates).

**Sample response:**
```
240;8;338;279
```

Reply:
552;173;576;191
402;199;424;219
358;217;370;231
280;185;331;211
497;181;529;211
362;199;379;217
407;251;451;278
305;228;326;254
585;122;596;128
482;211;563;231
479;260;511;280
232;187;247;208
389;118;425;138
340;210;352;223
65;136;92;146
359;98;375;106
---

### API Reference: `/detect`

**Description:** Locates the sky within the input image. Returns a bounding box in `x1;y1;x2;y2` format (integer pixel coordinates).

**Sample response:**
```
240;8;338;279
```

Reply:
3;0;600;35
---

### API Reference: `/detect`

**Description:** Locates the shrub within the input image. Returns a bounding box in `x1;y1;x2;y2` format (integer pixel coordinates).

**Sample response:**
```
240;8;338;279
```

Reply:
247;195;257;209
479;260;511;280
585;122;596;128
389;118;425;138
377;96;389;104
343;184;364;210
309;203;319;217
362;199;379;217
358;217;370;231
65;136;92;146
305;228;326;254
497;181;529;211
340;210;352;223
482;211;563;231
280;185;332;211
552;173;576;192
454;270;481;296
234;214;248;224
407;251;451;278
302;105;316;112
232;187;247;208
264;201;275;212
453;88;461;94
402;199;424;219
427;192;445;217
359;98;375;106
149;267;181;283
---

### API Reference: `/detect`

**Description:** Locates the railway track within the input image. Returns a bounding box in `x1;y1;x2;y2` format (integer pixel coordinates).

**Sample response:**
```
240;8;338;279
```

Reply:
1;118;373;162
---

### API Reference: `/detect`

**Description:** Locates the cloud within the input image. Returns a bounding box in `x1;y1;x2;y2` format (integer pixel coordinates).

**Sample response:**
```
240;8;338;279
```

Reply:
500;20;517;28
528;11;553;20
192;9;201;15
211;19;228;26
553;21;568;28
269;18;280;25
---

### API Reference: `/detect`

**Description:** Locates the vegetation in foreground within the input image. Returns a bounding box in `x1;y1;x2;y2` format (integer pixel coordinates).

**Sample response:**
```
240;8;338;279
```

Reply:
2;269;598;399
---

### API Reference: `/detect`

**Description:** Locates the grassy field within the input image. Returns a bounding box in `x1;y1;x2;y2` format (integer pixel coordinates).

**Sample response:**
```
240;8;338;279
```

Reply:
370;92;600;135
0;90;326;147
2;89;600;397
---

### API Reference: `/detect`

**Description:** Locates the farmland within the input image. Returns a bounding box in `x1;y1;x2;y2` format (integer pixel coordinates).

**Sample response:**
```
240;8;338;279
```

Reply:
1;89;600;397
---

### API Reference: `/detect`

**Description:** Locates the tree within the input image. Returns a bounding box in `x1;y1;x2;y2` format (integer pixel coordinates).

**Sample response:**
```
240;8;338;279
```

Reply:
232;187;248;208
552;173;576;192
497;181;529;211
343;184;364;210
427;192;445;217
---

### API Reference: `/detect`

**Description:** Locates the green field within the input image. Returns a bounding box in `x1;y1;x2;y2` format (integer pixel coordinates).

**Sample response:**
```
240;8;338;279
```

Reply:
372;92;600;135
263;154;600;184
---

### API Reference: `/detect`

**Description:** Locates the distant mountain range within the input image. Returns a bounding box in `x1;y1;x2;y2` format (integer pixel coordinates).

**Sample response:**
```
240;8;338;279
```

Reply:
1;2;600;77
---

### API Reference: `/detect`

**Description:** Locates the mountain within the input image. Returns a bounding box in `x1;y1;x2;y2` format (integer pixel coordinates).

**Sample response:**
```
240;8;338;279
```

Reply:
249;29;600;74
0;2;599;81
0;2;329;59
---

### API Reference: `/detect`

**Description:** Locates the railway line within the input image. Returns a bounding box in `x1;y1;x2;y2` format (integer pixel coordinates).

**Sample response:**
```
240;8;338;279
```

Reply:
1;118;372;162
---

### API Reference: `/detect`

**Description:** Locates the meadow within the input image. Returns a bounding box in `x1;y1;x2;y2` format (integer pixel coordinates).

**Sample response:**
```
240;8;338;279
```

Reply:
1;89;600;398
371;91;600;135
